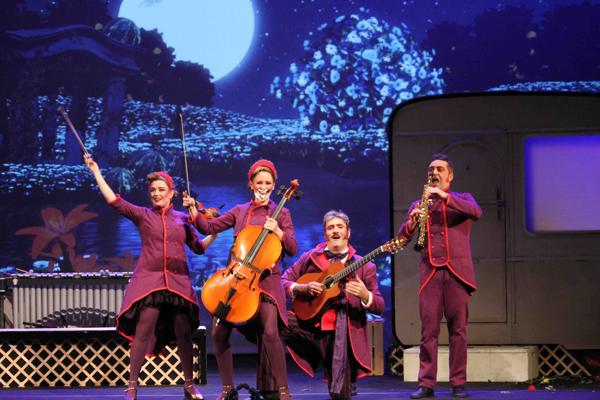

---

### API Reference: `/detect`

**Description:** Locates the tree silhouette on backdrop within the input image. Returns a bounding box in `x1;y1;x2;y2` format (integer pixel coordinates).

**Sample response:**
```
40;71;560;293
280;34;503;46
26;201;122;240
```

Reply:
1;1;215;166
424;3;600;91
536;3;600;81
126;29;215;107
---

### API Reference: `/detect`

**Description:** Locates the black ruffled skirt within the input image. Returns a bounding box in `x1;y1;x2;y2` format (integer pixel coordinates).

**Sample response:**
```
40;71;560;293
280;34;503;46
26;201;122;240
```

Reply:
117;289;200;356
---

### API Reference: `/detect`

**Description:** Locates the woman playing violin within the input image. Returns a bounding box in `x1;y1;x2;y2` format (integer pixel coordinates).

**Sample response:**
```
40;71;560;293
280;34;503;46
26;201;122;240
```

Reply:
84;155;215;400
183;159;297;400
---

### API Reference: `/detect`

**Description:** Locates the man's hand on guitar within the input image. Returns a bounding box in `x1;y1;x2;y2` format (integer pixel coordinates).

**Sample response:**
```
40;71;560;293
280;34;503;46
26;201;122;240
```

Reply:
345;276;370;303
296;282;325;297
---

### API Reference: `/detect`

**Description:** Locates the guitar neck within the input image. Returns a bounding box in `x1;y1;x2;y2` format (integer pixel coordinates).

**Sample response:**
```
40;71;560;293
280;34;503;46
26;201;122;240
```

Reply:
330;246;384;283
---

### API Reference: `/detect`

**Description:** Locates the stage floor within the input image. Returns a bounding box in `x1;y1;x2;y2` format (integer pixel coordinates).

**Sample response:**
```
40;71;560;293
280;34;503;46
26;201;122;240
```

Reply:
2;355;599;400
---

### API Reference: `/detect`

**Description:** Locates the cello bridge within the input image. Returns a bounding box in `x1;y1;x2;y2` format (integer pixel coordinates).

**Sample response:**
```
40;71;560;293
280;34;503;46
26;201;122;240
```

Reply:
233;270;248;280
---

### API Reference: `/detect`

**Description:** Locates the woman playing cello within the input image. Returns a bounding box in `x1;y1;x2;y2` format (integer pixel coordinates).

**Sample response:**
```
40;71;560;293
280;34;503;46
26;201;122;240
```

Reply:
183;159;297;400
85;155;215;400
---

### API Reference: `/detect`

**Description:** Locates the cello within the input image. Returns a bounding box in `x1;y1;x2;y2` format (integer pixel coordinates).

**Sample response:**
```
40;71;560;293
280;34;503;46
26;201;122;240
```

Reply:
201;180;300;325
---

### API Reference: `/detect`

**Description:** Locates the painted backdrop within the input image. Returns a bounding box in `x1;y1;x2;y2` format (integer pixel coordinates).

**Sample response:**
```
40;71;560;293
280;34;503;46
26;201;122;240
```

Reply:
1;0;599;350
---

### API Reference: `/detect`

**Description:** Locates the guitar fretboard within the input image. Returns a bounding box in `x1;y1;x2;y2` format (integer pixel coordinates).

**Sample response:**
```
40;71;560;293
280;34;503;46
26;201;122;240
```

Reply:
330;246;384;283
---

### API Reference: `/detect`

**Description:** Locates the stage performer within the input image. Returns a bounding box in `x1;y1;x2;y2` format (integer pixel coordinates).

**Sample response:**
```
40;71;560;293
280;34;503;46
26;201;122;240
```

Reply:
399;153;481;399
280;210;384;400
85;155;215;400
183;159;297;400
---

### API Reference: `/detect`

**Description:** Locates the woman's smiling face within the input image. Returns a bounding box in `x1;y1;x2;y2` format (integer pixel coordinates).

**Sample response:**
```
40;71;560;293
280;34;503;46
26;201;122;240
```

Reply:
149;179;173;208
250;170;275;204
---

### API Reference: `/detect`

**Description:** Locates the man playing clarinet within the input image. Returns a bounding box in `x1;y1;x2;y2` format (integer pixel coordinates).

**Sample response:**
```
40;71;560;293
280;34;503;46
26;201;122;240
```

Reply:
399;153;482;399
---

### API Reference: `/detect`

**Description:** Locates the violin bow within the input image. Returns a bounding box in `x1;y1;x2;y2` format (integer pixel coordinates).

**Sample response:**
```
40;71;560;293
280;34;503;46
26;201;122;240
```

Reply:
178;112;222;217
57;106;91;157
178;113;191;197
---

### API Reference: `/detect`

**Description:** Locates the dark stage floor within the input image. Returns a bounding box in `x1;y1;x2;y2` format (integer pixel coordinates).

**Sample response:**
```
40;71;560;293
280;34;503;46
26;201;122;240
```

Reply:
2;355;599;400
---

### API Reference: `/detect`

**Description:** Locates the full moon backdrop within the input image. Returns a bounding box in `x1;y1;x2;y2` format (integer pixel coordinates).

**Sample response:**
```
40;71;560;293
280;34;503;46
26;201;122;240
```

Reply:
1;0;599;351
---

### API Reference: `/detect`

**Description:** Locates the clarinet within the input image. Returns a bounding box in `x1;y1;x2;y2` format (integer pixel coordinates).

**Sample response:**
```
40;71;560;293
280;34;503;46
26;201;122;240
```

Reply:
414;175;433;251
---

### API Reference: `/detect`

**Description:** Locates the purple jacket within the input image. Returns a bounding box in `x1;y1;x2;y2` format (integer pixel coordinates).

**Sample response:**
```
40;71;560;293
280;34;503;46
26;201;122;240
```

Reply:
110;196;205;338
193;200;297;324
399;191;482;293
281;243;385;377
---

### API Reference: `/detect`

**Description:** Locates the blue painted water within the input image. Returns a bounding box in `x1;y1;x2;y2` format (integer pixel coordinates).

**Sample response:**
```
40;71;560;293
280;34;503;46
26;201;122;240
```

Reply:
4;163;390;279
2;163;396;350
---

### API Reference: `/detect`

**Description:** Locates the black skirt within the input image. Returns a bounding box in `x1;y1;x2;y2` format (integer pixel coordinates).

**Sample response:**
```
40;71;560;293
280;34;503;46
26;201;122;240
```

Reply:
117;289;200;356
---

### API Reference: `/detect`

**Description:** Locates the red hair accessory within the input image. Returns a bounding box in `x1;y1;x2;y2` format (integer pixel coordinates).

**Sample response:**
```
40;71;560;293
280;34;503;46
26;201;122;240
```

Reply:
151;171;174;190
248;159;277;181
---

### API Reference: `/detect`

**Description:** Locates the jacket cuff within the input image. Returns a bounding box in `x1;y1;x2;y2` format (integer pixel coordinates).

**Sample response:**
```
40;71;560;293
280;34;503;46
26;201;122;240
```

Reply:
361;291;373;308
288;282;298;300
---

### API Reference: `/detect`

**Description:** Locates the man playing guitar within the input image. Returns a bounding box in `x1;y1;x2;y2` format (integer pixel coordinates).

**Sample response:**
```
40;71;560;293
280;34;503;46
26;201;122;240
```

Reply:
281;210;385;400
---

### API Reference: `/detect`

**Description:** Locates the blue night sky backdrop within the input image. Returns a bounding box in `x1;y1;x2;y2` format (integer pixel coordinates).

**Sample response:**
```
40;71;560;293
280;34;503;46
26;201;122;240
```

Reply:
211;0;600;117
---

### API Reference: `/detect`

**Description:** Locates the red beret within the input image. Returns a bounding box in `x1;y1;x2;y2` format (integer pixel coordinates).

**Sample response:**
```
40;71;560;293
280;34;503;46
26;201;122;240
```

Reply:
150;171;174;190
248;159;277;181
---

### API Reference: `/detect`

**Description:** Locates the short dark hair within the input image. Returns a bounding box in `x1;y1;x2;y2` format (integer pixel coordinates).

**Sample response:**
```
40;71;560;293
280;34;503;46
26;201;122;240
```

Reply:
323;210;350;230
431;152;454;172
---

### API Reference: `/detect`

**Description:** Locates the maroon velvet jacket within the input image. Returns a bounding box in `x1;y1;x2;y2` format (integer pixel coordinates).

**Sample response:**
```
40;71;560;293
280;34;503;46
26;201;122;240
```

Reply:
193;199;297;324
399;191;482;294
281;243;385;377
110;196;205;338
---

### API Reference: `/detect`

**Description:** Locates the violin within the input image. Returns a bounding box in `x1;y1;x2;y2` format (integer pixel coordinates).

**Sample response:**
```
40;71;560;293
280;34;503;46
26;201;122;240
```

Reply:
201;180;301;325
194;199;222;220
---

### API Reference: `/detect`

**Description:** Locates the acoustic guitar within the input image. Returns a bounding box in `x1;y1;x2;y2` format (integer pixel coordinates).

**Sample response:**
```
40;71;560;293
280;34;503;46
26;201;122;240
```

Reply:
292;236;406;321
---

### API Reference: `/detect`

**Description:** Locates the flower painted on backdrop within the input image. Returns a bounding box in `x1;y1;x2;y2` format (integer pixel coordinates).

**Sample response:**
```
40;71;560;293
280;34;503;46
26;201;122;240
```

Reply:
16;205;97;259
15;204;100;272
330;54;345;68
297;72;310;86
330;69;341;84
319;120;328;132
271;9;445;132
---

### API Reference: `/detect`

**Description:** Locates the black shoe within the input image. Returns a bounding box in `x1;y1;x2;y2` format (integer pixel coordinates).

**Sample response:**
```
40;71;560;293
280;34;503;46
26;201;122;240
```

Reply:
259;391;278;400
451;387;469;398
329;393;351;400
410;387;434;399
